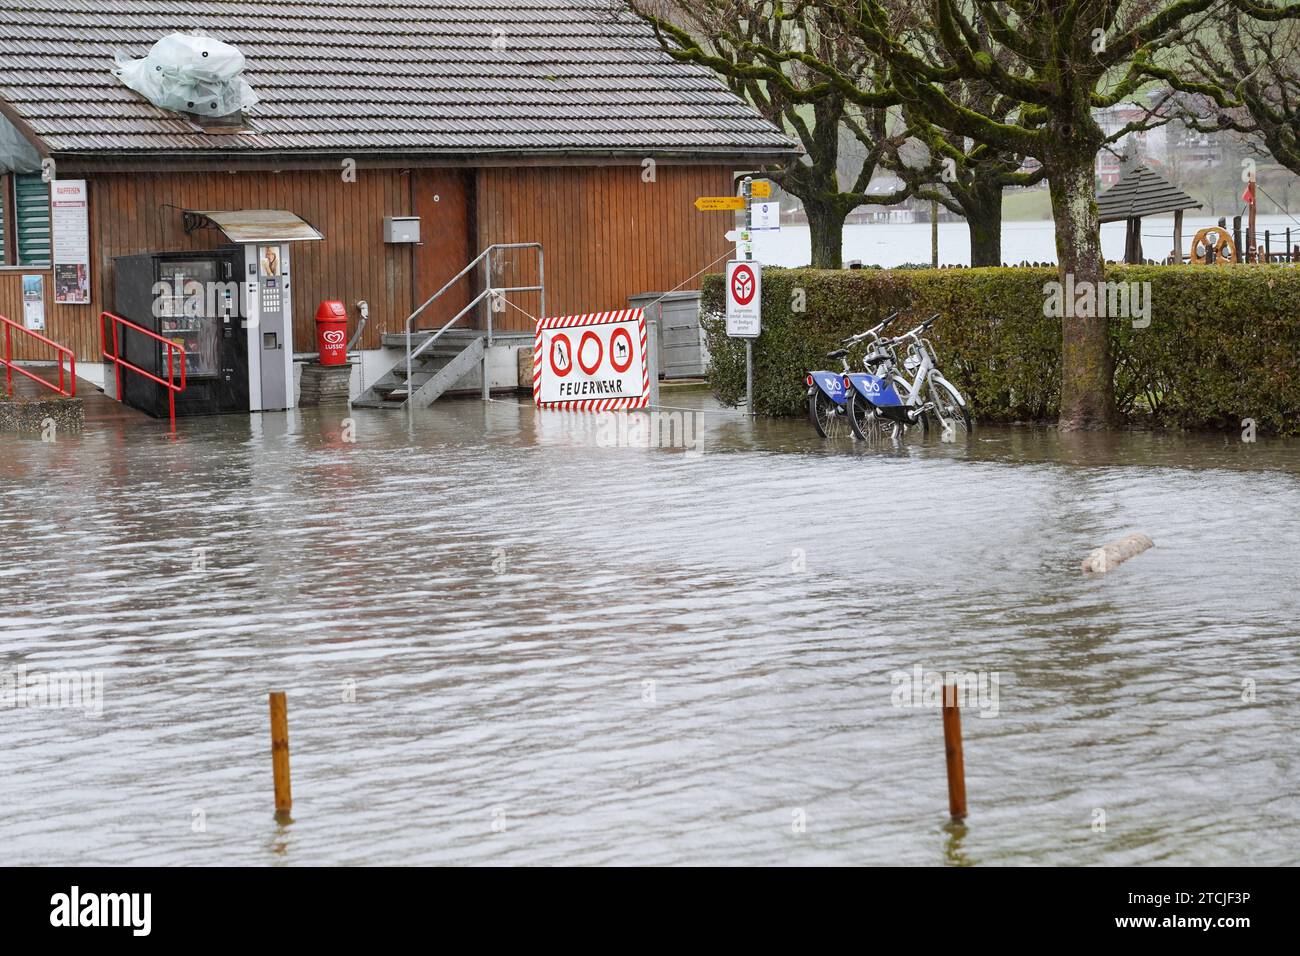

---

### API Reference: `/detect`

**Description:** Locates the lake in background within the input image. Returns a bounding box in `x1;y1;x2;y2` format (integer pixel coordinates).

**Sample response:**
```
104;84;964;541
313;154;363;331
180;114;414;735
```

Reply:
752;214;1300;268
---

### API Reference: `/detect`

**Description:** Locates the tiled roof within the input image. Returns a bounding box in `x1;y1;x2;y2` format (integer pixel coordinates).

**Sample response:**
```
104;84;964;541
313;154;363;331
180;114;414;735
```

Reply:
1097;164;1202;222
0;0;795;159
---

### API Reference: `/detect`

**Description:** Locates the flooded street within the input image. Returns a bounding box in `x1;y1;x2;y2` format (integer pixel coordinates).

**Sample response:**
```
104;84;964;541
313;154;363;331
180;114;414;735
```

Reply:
2;392;1298;866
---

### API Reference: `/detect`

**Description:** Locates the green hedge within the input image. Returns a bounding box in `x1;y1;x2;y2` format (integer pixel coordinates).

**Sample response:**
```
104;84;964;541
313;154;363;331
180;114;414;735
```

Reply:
700;265;1300;435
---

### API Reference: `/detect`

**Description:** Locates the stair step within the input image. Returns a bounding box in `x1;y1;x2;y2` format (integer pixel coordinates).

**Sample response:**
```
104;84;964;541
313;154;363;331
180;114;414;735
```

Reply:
356;335;486;409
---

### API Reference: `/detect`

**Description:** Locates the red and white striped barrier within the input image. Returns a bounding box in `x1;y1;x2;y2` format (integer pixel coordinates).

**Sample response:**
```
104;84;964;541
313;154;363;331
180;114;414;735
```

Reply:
533;308;649;411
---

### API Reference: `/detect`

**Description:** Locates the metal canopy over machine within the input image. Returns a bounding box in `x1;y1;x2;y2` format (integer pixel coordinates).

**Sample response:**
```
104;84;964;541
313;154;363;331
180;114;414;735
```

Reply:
182;209;324;244
183;208;323;411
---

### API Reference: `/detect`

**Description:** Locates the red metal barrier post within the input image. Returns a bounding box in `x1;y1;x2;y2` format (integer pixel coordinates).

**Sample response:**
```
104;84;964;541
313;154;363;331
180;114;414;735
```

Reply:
100;311;186;431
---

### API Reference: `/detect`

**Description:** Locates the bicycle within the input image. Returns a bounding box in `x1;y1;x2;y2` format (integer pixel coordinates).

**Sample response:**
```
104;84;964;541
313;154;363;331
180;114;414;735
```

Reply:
845;314;971;441
806;313;900;439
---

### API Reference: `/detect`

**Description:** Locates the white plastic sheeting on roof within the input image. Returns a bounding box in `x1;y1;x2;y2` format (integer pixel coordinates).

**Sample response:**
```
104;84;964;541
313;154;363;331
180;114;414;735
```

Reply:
112;33;259;118
0;113;43;173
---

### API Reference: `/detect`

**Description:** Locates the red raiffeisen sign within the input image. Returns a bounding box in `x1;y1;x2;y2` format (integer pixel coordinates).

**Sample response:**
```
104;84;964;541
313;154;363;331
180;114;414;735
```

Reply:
533;309;649;411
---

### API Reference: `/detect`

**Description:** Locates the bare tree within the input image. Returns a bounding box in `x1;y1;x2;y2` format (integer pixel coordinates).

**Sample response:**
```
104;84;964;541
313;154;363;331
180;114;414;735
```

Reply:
789;0;1249;429
631;0;914;267
1180;3;1300;175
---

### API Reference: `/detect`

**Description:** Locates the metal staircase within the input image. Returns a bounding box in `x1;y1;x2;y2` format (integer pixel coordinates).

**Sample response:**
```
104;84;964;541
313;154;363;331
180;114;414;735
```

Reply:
353;243;543;410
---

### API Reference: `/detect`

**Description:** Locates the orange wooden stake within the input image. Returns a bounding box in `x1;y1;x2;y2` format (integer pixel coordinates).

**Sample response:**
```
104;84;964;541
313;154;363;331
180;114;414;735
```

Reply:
942;683;967;821
268;691;292;819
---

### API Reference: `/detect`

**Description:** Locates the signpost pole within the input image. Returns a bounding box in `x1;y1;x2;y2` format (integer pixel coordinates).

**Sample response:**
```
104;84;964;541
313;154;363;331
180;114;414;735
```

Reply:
714;178;763;417
743;176;754;417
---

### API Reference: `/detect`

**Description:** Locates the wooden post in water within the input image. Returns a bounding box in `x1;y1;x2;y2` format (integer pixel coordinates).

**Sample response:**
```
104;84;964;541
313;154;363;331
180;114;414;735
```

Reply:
942;683;967;821
268;691;292;818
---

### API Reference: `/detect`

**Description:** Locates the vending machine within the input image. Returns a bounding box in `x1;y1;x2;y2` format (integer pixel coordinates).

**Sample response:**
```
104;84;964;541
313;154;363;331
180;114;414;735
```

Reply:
112;209;324;417
244;240;294;413
113;248;249;417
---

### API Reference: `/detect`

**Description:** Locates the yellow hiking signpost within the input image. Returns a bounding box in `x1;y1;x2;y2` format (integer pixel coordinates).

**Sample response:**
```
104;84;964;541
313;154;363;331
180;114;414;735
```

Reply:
693;196;745;211
694;176;768;418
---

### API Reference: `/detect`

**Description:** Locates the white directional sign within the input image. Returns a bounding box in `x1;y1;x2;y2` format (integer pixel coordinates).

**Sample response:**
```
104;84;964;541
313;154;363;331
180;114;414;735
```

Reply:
725;260;761;338
752;201;780;231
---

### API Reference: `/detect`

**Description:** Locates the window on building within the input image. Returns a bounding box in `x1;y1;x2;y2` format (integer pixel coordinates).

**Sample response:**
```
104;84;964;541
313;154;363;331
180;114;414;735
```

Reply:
1;172;51;266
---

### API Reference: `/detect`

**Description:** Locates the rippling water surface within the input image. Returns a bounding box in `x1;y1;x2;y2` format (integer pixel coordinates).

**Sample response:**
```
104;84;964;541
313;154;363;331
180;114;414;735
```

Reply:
2;392;1298;865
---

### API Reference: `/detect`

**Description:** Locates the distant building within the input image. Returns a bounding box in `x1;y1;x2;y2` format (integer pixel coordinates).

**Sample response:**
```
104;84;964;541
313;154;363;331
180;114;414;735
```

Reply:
1094;104;1171;187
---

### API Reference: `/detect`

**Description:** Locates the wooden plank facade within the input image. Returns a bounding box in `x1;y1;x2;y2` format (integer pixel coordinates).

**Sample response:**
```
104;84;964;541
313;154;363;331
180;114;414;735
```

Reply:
0;162;734;363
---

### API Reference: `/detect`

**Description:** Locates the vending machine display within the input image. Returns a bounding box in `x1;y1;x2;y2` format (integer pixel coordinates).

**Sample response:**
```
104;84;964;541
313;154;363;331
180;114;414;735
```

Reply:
113;248;249;418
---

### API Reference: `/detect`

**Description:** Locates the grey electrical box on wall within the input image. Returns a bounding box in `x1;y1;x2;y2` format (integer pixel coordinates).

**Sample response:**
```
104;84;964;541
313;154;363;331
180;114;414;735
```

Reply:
383;217;420;243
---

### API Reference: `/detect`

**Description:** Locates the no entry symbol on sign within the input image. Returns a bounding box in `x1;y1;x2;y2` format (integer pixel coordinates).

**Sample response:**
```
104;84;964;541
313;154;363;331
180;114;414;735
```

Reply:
609;326;633;373
577;330;603;375
549;333;572;377
731;264;757;306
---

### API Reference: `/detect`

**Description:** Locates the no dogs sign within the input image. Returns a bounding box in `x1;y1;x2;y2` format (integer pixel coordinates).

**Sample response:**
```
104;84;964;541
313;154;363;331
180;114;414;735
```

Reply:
534;308;649;411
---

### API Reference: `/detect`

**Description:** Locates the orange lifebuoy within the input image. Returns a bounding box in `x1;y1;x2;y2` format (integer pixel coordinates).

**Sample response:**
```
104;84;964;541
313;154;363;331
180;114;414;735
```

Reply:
1190;227;1237;264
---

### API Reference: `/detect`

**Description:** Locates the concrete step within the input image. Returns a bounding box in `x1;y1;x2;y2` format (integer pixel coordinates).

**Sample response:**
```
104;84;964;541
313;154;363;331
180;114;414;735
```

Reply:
352;336;486;409
407;337;486;409
349;397;407;410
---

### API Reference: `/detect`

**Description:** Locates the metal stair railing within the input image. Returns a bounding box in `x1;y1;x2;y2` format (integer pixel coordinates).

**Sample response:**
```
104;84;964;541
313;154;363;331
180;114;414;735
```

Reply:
1;313;76;399
404;243;544;406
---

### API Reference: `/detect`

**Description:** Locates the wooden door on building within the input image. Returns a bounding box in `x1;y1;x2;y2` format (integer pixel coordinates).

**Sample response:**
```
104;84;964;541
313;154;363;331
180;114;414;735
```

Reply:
411;169;474;332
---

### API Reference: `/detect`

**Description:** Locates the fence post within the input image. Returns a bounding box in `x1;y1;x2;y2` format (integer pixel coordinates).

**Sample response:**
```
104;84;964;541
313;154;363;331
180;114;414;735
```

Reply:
268;691;292;820
942;683;968;821
645;309;660;409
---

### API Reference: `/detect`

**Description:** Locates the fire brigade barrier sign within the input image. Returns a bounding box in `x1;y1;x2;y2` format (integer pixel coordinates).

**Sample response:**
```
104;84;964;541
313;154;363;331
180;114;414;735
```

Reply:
534;308;649;411
725;260;761;338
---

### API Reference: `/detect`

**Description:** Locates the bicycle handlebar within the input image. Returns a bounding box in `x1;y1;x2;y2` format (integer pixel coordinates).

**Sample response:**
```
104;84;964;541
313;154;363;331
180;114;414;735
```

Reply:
839;311;900;347
877;313;941;348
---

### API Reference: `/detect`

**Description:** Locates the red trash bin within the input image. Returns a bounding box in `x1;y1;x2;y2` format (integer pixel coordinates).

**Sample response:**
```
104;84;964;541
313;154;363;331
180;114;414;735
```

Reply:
315;300;349;366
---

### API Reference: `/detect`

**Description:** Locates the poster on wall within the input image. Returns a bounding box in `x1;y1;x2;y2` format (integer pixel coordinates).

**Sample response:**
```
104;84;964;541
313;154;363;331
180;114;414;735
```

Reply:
22;275;45;331
51;179;90;304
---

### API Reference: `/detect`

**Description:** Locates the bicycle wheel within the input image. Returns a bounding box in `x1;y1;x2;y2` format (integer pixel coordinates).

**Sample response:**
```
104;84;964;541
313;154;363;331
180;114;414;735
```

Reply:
847;391;894;443
808;389;850;439
928;377;972;439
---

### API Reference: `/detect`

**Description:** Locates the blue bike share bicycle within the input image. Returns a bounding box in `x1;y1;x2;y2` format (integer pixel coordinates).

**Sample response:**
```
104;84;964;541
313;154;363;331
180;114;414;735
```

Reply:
806;313;971;442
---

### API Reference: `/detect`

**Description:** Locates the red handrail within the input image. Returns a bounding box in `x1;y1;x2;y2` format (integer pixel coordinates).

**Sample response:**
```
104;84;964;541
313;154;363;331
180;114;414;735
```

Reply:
101;310;187;431
1;314;76;398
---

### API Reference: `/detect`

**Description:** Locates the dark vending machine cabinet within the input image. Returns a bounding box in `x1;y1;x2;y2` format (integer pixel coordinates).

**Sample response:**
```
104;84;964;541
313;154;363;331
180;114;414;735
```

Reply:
113;248;250;417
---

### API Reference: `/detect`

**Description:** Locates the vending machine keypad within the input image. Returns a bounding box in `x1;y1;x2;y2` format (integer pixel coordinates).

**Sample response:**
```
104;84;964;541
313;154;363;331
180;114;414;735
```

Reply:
261;276;283;313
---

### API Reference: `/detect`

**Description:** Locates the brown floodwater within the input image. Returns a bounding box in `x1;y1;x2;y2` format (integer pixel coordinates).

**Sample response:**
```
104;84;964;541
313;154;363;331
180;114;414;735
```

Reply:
1;390;1297;865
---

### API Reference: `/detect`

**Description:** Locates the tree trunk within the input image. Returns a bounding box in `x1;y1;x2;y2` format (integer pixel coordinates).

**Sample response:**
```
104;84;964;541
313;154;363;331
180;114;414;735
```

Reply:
964;184;1003;267
806;201;848;269
1048;160;1114;430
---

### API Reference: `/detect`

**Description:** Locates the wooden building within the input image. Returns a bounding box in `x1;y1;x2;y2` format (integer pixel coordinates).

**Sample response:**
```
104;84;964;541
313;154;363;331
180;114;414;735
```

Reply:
0;1;794;363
